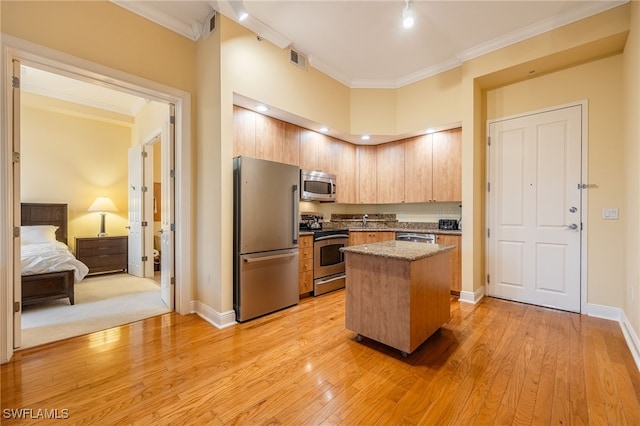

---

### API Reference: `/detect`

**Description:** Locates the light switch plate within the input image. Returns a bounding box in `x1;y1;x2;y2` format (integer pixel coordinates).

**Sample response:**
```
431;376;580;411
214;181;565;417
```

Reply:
602;208;619;220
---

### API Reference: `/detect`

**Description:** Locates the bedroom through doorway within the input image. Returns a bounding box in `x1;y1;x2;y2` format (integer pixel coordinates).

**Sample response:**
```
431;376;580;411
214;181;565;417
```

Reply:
16;63;174;349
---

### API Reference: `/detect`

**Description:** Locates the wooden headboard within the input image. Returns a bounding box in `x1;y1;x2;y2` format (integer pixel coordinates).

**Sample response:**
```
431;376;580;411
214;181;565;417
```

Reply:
21;203;68;245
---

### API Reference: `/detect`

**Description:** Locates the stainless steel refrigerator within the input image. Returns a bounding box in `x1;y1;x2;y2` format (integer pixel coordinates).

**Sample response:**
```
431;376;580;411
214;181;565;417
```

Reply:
233;156;300;322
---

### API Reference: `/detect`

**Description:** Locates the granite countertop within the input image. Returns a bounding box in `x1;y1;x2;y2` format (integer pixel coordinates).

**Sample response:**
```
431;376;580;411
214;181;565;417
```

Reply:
346;227;461;236
340;240;454;261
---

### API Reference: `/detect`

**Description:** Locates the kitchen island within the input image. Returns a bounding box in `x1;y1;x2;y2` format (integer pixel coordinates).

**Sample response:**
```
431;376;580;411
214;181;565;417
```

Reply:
341;240;453;356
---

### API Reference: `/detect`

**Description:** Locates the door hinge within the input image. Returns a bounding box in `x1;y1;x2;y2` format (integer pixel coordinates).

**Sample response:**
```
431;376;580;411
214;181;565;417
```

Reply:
141;151;148;158
141;186;148;193
171;277;176;285
170;115;176;125
142;256;148;262
14;301;20;313
141;221;148;227
12;152;20;163
577;183;588;190
170;223;176;232
487;136;491;146
487;274;490;285
12;76;20;89
13;226;20;238
170;169;175;178
487;182;490;192
487;228;490;238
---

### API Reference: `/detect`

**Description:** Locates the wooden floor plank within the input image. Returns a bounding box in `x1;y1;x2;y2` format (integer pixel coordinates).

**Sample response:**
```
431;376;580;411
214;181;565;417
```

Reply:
2;292;640;425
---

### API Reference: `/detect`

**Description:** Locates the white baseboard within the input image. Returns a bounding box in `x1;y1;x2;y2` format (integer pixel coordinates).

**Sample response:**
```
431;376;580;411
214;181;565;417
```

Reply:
459;285;485;304
191;300;237;329
587;303;640;373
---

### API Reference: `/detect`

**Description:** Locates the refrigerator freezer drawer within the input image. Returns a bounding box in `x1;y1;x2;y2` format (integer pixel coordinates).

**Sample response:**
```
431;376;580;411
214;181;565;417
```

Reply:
235;249;299;322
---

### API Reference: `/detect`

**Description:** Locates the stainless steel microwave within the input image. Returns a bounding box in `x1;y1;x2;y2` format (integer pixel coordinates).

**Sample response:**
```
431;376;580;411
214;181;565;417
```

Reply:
300;170;336;202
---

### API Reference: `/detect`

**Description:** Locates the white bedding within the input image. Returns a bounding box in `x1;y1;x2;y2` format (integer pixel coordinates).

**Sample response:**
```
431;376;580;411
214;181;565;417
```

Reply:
21;241;89;283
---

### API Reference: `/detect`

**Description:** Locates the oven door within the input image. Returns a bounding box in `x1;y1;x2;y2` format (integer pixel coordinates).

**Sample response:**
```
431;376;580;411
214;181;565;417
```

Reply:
313;236;348;279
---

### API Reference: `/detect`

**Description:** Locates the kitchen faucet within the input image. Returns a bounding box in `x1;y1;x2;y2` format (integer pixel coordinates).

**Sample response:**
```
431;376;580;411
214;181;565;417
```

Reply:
362;214;368;228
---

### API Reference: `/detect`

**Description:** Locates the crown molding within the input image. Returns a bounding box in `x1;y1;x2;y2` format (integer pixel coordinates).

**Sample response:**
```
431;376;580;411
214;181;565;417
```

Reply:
111;0;203;41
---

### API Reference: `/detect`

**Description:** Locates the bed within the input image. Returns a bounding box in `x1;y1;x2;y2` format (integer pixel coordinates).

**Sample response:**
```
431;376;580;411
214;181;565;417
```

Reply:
21;203;89;306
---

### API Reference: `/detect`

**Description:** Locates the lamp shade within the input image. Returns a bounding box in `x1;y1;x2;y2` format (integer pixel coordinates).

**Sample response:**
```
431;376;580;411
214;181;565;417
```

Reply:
87;197;118;213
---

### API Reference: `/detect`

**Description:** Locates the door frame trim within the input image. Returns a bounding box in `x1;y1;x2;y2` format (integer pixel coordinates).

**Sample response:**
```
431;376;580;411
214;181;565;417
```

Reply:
1;34;192;363
485;100;588;313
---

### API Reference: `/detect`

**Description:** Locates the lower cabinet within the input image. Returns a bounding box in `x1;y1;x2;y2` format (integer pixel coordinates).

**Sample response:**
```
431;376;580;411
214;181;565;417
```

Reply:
348;230;395;246
436;234;461;295
298;234;314;295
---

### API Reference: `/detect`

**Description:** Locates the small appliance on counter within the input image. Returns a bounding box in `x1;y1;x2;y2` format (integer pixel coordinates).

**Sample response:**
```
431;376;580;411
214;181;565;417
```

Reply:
300;213;323;231
438;219;459;230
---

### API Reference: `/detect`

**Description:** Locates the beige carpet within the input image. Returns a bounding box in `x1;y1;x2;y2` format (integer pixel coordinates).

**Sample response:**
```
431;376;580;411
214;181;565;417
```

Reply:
20;273;170;349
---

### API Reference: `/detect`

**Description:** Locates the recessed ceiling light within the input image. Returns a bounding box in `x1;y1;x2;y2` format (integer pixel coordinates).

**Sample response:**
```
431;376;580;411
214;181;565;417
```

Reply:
256;105;269;112
426;128;436;134
361;135;371;141
319;126;329;133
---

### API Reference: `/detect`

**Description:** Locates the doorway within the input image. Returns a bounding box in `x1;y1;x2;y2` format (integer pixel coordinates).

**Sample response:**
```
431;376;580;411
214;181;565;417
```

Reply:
2;37;191;362
486;103;586;312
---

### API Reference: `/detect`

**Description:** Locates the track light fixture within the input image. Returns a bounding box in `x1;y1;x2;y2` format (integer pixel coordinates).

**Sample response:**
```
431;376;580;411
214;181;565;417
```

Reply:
402;0;415;29
230;1;249;22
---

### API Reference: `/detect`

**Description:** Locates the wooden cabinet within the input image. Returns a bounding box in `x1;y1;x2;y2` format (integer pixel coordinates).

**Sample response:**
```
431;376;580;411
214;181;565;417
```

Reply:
233;106;301;166
436;234;461;294
432;128;462;202
377;141;405;204
404;134;433;203
334;139;357;204
349;230;395;246
76;236;128;274
298;234;314;295
356;145;377;204
404;128;461;203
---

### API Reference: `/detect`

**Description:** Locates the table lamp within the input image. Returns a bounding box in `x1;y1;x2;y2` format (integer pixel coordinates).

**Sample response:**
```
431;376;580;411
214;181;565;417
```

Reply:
87;197;118;237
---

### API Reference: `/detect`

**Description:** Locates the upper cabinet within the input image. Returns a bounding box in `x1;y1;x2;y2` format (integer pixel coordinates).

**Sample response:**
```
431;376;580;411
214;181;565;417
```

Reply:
432;129;462;202
377;141;405;204
404;128;462;203
233;105;301;166
232;106;461;204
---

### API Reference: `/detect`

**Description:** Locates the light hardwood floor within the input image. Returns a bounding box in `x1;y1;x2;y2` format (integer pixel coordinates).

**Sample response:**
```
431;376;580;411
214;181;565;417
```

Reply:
2;291;640;424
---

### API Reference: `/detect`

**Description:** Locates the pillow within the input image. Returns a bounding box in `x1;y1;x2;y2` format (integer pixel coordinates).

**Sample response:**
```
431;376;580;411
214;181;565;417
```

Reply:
21;225;59;244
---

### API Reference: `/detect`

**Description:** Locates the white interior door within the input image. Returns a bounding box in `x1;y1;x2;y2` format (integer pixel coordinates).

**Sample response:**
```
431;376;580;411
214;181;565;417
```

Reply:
160;104;175;309
488;105;583;312
128;145;145;277
12;59;22;348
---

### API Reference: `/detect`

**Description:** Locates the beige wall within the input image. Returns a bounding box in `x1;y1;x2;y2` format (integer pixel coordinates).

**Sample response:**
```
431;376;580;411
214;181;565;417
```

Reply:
21;94;131;250
623;1;640;337
4;1;639;334
485;55;625;308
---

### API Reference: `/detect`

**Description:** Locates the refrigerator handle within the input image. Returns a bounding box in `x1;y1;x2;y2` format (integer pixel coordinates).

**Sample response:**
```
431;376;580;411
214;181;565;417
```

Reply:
292;184;299;244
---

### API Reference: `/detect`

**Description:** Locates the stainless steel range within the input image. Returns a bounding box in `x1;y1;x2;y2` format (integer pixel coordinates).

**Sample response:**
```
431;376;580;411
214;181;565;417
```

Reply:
312;229;348;295
300;214;348;296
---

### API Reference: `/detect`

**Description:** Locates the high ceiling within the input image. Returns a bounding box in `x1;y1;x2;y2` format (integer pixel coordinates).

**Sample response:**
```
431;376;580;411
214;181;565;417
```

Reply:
113;0;627;88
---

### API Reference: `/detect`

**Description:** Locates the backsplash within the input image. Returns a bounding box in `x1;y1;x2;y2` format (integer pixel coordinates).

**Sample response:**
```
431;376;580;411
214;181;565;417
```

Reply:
326;213;441;231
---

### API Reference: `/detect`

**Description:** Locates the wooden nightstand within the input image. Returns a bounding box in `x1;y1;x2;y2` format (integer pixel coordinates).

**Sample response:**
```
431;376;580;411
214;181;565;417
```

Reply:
75;236;128;274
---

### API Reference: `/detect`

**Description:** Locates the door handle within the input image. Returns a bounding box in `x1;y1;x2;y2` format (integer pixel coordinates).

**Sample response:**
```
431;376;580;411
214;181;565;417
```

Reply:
564;223;579;230
244;253;297;263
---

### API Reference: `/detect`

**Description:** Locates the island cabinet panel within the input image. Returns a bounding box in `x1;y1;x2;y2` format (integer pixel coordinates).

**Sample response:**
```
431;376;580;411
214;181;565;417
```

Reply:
357;145;377;203
377;141;405;204
344;249;451;354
